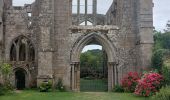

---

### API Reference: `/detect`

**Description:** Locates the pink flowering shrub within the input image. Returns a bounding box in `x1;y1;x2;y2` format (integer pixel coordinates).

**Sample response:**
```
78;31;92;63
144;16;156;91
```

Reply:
134;72;164;97
121;72;141;92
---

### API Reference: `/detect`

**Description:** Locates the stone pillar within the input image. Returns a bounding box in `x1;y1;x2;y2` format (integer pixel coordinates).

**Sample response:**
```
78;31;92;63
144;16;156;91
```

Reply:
53;0;72;89
3;0;12;9
77;0;80;25
36;0;54;86
76;63;80;91
16;44;19;61
114;64;118;85
25;42;28;61
71;62;80;92
37;28;53;86
71;63;75;90
108;62;114;91
137;0;154;69
85;0;87;25
93;0;97;25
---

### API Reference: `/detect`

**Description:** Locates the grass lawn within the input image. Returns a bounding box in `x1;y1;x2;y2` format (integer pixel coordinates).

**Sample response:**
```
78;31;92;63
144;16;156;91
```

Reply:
0;90;149;100
80;79;108;92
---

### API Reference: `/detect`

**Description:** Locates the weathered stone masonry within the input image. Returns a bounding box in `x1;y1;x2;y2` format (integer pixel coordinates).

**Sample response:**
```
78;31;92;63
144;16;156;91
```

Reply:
0;0;153;91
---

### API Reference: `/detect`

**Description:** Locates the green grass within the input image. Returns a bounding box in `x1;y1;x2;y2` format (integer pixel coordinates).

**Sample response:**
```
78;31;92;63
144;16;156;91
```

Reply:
80;79;108;92
0;90;149;100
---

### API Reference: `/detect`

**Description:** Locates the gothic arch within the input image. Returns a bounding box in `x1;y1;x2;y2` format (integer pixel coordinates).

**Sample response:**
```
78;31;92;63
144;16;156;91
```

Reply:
13;67;30;89
70;32;118;91
9;35;35;61
71;32;117;63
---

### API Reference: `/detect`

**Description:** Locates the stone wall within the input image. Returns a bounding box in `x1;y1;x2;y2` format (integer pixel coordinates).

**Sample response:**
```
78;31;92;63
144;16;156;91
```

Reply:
0;0;154;90
3;3;38;87
105;0;154;82
136;0;154;69
0;0;4;61
105;0;137;81
52;0;72;88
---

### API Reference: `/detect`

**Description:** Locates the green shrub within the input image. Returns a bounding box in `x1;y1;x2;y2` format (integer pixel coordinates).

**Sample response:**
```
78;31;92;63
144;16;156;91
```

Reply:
0;83;13;96
113;85;124;93
0;83;5;96
39;80;52;92
152;49;168;72
0;63;12;85
162;66;170;86
152;86;170;100
56;79;66;92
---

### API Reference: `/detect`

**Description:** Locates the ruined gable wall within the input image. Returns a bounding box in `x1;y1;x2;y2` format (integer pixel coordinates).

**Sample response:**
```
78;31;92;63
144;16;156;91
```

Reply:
4;6;35;61
105;0;139;82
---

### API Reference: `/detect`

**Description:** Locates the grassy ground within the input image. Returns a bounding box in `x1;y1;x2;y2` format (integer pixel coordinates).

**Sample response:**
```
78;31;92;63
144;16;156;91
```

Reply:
0;90;149;100
80;79;108;92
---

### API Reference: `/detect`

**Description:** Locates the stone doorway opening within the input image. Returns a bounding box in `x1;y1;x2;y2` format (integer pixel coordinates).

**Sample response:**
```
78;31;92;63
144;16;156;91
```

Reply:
71;32;118;92
80;44;108;92
15;69;26;90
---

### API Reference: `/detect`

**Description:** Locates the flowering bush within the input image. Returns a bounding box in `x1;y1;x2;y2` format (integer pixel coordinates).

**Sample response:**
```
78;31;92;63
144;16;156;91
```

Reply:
134;72;164;97
121;72;141;92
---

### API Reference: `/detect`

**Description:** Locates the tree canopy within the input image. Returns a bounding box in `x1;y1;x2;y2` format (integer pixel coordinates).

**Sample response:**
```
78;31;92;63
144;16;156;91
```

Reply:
152;31;170;70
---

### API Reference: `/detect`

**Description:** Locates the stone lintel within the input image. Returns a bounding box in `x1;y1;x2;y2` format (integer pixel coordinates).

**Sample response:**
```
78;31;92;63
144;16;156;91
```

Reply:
69;25;119;33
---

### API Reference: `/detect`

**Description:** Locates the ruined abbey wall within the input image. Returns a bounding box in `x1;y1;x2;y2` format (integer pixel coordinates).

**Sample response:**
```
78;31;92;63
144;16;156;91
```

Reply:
0;0;153;91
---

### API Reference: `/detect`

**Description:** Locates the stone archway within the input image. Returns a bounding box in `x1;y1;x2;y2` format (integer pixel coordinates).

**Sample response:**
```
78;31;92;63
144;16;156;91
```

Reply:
9;35;37;88
14;68;28;90
70;31;118;92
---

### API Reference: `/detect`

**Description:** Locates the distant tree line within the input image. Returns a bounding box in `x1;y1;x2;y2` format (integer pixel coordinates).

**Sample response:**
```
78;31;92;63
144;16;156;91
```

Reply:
80;49;108;79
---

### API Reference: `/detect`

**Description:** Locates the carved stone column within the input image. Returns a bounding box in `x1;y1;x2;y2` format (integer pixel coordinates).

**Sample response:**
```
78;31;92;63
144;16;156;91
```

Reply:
93;0;97;25
71;63;75;90
85;0;88;26
107;62;114;91
114;63;118;85
77;0;80;25
71;62;80;92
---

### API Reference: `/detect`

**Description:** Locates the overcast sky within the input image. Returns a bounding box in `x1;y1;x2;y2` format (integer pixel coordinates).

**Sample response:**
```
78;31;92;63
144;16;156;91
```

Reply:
13;0;170;51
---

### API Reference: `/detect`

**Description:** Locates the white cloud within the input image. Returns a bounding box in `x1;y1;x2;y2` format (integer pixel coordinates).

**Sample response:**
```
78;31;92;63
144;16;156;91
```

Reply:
82;45;102;52
13;0;35;6
153;0;170;31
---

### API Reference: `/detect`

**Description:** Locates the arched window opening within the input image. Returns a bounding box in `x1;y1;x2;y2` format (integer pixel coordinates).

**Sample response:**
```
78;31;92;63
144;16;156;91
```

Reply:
10;44;17;61
10;36;35;62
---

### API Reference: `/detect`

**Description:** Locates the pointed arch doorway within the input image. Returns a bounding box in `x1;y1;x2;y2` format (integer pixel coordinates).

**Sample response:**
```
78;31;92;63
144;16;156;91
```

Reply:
70;32;118;92
15;68;27;90
80;44;108;92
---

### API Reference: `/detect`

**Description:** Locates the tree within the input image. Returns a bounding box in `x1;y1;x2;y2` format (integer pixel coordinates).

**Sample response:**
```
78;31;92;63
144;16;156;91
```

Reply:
164;20;170;32
152;30;170;71
80;49;105;78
